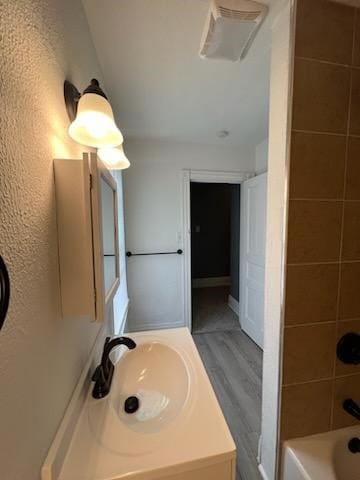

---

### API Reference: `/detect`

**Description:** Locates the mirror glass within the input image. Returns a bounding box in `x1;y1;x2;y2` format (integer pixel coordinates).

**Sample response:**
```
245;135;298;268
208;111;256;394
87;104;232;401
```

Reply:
101;177;117;296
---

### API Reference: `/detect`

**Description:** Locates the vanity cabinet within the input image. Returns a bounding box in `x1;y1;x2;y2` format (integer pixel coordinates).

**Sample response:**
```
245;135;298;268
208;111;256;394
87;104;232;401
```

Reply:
54;152;119;322
161;460;235;480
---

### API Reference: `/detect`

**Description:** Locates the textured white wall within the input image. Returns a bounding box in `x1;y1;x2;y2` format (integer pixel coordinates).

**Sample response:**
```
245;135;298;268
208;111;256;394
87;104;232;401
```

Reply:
0;1;108;479
123;139;255;331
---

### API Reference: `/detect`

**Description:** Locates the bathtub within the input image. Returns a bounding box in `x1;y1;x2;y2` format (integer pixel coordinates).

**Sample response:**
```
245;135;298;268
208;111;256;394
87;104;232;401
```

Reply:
281;425;360;480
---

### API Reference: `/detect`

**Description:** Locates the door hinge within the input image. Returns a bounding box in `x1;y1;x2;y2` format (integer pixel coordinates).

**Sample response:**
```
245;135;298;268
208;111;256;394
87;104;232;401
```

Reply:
89;173;93;190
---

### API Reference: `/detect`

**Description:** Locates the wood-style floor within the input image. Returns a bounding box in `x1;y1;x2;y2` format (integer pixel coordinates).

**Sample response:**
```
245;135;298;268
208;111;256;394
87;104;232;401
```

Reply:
192;287;263;480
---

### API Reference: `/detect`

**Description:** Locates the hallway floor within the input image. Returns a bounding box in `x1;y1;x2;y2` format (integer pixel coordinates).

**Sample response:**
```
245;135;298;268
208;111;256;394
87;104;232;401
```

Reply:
192;287;262;480
192;285;240;333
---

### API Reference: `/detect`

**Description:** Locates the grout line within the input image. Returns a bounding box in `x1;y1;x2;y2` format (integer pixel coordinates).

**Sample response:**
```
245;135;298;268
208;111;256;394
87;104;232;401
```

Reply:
330;377;336;430
292;129;360;140
284;319;360;330
352;8;357;67
283;377;333;388
289;198;360;203
295;55;355;69
287;260;360;267
284;321;336;328
338;19;356;313
283;372;360;389
338;316;360;322
290;199;360;203
284;318;360;329
334;371;360;380
292;128;347;137
289;198;344;202
330;12;357;429
287;261;340;266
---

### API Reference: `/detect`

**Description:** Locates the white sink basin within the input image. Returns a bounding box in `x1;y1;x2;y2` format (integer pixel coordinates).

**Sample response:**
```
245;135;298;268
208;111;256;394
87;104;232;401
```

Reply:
111;341;191;432
87;338;193;455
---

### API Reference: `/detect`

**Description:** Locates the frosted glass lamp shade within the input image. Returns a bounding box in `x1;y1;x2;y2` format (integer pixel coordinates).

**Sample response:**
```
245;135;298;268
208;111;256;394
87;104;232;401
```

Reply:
68;93;123;148
98;145;130;170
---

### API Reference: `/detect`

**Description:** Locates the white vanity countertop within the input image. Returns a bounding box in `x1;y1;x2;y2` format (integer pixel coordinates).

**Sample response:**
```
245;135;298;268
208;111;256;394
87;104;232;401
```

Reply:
58;328;236;480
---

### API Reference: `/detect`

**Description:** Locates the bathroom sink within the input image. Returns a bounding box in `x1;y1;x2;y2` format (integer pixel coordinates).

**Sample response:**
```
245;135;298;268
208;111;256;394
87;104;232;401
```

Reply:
49;328;236;480
111;341;191;432
88;339;193;455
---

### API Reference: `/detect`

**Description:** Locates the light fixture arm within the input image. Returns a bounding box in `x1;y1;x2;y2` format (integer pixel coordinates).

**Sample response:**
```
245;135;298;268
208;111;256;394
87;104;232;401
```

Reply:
63;78;107;122
83;78;108;100
64;80;81;122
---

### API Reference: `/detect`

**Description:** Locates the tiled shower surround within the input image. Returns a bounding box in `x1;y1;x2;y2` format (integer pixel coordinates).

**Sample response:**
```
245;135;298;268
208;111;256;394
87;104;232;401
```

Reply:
281;0;360;440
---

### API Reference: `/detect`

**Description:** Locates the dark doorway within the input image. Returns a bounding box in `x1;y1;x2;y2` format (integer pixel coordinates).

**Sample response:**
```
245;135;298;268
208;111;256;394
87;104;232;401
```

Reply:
190;182;240;333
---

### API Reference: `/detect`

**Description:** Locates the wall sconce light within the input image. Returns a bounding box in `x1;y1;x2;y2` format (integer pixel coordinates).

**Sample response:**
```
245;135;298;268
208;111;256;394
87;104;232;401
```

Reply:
97;145;130;170
64;78;123;148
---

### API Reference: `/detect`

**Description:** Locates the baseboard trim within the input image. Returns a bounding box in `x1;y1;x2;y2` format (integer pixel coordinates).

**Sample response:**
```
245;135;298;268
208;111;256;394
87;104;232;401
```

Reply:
192;276;231;288
258;464;270;480
228;294;239;316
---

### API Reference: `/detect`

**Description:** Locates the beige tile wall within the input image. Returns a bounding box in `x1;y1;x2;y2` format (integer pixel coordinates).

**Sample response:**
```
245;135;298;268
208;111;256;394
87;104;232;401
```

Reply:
281;0;360;440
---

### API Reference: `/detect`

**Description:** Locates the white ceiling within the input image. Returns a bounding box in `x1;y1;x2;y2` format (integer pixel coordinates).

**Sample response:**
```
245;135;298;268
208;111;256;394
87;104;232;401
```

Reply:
82;0;277;147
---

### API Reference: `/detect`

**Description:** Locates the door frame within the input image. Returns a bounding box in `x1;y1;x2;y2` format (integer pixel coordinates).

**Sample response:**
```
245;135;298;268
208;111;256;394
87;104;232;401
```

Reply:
181;169;253;331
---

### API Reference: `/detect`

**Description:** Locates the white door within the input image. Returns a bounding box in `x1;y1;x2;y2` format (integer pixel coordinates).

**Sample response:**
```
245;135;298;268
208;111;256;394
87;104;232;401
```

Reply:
240;173;267;349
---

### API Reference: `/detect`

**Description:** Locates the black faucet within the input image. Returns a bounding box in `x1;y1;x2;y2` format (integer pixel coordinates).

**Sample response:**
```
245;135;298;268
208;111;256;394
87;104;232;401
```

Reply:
343;398;360;422
91;336;136;399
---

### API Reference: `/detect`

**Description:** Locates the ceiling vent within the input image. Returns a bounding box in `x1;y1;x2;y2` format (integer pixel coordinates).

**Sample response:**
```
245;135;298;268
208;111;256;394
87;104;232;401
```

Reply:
199;0;268;62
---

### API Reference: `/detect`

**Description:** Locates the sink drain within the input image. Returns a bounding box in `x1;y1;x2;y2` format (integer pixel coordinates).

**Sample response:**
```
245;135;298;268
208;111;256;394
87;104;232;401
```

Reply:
124;396;139;414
